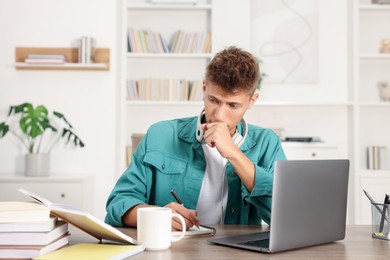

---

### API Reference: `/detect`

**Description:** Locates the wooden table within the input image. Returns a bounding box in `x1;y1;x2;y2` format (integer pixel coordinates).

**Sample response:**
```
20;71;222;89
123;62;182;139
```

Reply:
69;225;390;259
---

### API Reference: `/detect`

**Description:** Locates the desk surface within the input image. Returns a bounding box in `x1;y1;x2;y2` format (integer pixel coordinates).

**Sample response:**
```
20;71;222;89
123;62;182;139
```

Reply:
69;225;390;259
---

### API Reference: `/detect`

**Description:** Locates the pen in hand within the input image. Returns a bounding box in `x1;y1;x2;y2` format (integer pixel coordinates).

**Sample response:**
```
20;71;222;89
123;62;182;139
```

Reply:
170;189;200;229
170;189;184;205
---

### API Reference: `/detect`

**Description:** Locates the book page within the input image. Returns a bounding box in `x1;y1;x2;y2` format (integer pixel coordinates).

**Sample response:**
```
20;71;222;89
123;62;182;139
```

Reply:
18;188;52;207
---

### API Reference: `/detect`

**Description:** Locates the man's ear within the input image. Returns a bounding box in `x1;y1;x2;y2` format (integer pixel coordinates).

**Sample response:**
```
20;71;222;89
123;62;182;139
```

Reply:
202;80;206;91
248;92;259;108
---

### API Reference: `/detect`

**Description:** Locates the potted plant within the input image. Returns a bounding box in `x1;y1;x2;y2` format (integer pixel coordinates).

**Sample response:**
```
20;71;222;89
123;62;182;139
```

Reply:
0;103;85;176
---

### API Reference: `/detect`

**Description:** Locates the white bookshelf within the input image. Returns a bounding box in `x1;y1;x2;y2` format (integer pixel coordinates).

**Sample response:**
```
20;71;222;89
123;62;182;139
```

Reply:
118;0;213;174
352;0;390;224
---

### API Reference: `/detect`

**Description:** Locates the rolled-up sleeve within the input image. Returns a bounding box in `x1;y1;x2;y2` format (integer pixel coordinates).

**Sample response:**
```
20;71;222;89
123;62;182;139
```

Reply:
105;141;149;227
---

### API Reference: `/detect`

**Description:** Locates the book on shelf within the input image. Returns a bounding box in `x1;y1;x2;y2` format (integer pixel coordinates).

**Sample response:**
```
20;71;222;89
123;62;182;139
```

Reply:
128;28;170;53
0;234;69;259
202;32;212;53
170;30;211;53
169;30;181;53
171;30;186;53
138;30;148;53
78;36;95;63
24;54;66;64
128;28;211;54
132;29;143;53
33;243;144;260
0;201;51;223
154;32;165;53
27;54;66;60
0;216;57;232
145;30;157;53
0;220;68;246
127;78;204;101
160;32;170;53
127;80;138;101
18;188;138;245
189;80;203;101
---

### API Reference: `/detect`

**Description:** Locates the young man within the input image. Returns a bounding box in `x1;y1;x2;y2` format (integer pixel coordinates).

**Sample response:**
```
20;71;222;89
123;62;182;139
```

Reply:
105;46;286;230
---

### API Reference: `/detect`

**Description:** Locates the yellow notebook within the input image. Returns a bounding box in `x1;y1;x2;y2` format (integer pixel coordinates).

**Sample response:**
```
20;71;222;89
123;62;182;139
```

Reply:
33;243;145;260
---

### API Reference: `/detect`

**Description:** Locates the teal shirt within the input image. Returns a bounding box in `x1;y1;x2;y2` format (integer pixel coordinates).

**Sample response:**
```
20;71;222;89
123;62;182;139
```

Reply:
105;116;286;226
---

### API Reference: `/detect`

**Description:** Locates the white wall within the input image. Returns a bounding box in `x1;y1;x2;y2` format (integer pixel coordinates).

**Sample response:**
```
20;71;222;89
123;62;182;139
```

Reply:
0;0;118;219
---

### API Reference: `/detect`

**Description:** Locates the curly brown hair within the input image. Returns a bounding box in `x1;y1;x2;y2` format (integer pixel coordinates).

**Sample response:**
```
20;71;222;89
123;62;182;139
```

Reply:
205;46;260;96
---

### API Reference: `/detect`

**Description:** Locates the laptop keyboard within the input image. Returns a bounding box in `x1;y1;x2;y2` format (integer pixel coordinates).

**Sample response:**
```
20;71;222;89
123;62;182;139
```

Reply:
238;239;270;248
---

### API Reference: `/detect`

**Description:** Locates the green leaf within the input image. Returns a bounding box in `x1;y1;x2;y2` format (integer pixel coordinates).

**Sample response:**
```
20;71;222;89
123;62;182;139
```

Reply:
53;111;73;128
19;104;49;138
0;122;9;138
62;128;85;148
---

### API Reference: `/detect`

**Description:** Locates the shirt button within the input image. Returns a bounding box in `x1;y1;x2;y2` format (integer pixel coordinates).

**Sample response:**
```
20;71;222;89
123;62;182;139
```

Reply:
162;164;165;170
231;208;235;213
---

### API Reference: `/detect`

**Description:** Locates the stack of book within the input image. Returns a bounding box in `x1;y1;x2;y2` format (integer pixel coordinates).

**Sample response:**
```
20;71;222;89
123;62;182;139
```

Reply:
0;201;69;259
24;54;66;64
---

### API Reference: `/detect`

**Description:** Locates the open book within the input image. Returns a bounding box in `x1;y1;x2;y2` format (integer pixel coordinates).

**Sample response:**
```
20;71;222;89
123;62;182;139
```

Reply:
18;188;138;245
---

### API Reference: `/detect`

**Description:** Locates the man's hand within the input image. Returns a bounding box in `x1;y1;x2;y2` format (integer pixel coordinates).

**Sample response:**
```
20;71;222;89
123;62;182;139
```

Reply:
202;122;239;159
164;202;200;231
202;122;256;192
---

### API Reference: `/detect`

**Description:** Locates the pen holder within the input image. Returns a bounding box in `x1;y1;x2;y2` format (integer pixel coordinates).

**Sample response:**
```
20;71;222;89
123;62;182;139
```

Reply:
371;202;390;240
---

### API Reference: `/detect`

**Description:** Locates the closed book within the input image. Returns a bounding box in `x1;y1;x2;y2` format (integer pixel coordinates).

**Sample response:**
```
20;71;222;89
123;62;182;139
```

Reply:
133;29;143;53
0;220;68;246
0;234;69;259
0;216;57;232
27;54;66;60
127;28;137;53
0;201;51;223
138;30;148;53
33;243;144;260
25;58;65;64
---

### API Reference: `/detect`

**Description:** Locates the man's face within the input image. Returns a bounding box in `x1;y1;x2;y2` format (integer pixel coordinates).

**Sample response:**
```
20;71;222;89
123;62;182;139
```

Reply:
203;82;258;135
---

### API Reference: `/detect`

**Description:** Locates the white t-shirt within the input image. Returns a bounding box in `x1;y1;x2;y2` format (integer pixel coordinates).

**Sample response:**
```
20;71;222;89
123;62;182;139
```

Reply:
196;132;244;224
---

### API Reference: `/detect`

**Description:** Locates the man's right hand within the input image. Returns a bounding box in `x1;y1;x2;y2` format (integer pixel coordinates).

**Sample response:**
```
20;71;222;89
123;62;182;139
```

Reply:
164;202;200;231
122;203;200;231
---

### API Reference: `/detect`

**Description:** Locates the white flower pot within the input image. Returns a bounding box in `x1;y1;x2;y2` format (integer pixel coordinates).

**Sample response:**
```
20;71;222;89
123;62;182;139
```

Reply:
25;154;50;177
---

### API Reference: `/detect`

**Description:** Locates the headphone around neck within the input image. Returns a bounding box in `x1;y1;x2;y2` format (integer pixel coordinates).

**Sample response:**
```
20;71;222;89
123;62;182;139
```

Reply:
195;109;248;148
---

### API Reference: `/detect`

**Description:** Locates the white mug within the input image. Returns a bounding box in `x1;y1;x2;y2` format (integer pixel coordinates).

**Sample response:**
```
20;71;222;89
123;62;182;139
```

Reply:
137;207;186;250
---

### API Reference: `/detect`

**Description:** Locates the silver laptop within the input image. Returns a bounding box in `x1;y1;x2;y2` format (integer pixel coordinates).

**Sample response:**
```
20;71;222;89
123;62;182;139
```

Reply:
208;159;350;253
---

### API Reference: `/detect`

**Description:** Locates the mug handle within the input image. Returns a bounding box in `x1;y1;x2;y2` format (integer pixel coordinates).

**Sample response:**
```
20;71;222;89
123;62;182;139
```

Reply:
171;213;186;242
